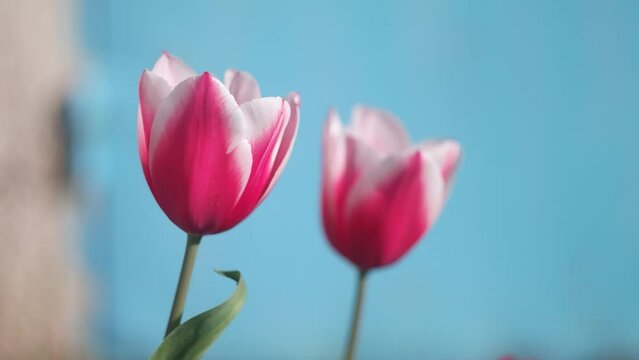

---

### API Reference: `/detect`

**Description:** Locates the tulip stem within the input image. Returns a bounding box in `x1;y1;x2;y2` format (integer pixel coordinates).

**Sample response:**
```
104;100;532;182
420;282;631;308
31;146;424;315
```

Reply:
165;233;202;337
344;269;368;360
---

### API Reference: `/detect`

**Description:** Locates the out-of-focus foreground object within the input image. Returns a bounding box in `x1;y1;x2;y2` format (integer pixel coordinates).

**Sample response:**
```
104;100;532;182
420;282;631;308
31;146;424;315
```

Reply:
0;0;86;359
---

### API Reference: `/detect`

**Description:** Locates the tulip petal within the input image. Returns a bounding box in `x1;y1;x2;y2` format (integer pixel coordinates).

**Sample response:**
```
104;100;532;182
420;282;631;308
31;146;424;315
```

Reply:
137;108;152;187
322;110;347;199
421;139;461;187
350;105;411;154
322;110;382;246
149;72;251;234
224;69;261;105
221;97;290;230
338;151;444;269
322;110;347;242
323;111;381;201
139;70;172;135
151;51;197;88
138;70;172;189
258;92;300;203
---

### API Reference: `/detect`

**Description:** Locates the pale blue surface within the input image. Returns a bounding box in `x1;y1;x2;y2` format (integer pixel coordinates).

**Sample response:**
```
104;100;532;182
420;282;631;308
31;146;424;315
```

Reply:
74;1;639;359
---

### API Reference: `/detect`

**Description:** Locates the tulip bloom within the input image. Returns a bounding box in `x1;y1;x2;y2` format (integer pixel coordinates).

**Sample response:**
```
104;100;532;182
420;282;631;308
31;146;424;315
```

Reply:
322;106;460;269
138;52;299;235
323;106;460;360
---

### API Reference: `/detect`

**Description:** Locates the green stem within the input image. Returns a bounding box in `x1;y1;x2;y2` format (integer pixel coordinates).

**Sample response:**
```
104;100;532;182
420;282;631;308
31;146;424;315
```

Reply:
344;269;368;360
165;233;202;337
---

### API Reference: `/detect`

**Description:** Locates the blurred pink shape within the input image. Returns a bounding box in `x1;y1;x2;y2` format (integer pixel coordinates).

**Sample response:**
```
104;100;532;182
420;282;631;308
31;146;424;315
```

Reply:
322;106;461;269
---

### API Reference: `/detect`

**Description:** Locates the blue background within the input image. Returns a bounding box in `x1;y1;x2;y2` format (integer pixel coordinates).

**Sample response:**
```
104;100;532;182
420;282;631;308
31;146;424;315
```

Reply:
73;1;639;359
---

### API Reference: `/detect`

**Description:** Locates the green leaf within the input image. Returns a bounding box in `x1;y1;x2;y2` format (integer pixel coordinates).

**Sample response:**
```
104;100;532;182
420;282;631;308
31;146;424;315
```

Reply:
151;270;246;360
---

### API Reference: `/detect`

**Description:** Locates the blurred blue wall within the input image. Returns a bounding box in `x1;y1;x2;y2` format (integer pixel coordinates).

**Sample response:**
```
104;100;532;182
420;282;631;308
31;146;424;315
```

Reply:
73;1;639;359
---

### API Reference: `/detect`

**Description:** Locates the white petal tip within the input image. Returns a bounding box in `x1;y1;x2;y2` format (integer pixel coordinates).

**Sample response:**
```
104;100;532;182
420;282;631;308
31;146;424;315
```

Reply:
287;92;301;107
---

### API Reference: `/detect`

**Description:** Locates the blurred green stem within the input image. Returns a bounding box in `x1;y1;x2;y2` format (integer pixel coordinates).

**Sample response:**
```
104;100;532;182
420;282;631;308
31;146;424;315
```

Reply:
344;269;368;360
165;233;202;337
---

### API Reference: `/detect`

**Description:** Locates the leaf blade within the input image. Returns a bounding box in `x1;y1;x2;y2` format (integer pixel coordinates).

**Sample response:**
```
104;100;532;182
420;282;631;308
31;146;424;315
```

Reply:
151;270;246;360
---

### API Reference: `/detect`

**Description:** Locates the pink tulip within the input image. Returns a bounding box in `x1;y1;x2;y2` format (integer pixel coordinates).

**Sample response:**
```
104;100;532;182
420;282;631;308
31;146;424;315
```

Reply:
138;52;299;235
322;106;460;269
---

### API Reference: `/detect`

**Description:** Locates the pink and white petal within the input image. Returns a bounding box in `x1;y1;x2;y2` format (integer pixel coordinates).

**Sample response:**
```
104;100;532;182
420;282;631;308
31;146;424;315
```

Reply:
137;107;152;188
380;152;445;266
340;153;423;268
324;130;383;251
323;110;382;214
339;134;382;206
349;105;411;154
344;150;418;220
239;97;288;159
322;109;346;193
220;97;290;230
324;109;382;198
258;92;300;204
138;70;171;192
342;151;445;268
421;139;461;186
151;51;197;88
224;69;261;104
139;70;172;145
149;72;251;234
322;109;347;242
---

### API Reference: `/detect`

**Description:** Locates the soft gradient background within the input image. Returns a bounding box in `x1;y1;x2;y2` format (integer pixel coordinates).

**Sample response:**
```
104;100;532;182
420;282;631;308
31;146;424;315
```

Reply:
72;1;639;359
